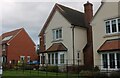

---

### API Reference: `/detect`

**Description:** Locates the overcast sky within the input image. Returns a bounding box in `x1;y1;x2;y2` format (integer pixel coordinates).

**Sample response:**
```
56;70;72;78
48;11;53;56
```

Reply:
1;0;102;45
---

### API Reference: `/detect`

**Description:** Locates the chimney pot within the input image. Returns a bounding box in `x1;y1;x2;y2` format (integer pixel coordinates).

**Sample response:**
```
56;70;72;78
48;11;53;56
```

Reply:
84;1;93;23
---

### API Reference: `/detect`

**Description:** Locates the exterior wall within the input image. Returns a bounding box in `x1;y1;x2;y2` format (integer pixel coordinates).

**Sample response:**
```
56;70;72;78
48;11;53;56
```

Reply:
44;10;87;65
6;29;37;64
91;2;119;68
74;27;87;65
45;10;73;65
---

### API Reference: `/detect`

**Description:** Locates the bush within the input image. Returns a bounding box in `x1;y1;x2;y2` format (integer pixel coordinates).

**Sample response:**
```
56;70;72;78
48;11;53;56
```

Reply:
93;72;108;78
46;66;58;72
80;70;93;77
93;66;100;71
39;66;46;71
109;71;120;78
80;71;108;78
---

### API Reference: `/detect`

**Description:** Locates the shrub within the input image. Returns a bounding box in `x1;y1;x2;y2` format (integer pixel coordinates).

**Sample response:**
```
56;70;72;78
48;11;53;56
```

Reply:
39;66;46;71
109;71;120;78
46;66;58;72
80;70;94;77
80;71;108;78
93;72;108;78
93;66;100;71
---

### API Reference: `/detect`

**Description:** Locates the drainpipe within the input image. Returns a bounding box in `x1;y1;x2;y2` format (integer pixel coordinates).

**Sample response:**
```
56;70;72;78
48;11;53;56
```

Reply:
71;24;75;66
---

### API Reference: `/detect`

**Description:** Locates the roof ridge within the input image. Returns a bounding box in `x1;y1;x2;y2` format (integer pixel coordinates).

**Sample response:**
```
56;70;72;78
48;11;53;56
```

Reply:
2;27;24;36
56;3;84;14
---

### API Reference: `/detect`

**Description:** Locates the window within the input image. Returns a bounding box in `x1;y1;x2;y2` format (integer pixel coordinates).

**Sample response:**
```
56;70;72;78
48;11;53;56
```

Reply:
53;28;62;40
106;21;111;33
55;53;58;64
48;54;50;64
111;20;117;33
102;54;108;68
41;55;45;64
116;53;120;68
109;53;115;68
20;56;25;63
118;19;120;32
44;34;46;44
27;56;30;62
105;18;120;34
102;53;120;70
60;54;64;64
2;36;13;41
52;53;54;64
2;44;6;51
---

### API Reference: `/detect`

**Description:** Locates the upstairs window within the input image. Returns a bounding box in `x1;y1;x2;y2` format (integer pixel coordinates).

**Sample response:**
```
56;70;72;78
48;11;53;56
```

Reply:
53;28;62;40
105;18;120;34
2;36;13;41
106;21;110;33
118;19;120;32
111;20;117;33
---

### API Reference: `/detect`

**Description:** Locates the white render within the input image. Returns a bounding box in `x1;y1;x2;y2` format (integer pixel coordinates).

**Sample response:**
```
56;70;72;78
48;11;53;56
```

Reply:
42;10;87;65
91;2;119;70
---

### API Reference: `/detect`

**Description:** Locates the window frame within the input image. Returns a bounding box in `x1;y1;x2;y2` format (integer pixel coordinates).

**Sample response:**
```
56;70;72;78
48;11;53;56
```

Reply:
52;28;62;41
60;53;64;64
105;18;120;34
101;52;120;70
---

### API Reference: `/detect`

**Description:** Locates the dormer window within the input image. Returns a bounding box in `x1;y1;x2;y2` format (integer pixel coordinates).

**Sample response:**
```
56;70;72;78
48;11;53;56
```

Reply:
53;28;62;40
105;18;120;34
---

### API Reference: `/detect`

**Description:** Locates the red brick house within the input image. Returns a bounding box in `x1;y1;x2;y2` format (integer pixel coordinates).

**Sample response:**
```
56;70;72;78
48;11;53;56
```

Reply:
1;28;37;66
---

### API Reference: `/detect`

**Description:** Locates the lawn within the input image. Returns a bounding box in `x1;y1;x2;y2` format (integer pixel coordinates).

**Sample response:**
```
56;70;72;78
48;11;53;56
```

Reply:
2;70;81;78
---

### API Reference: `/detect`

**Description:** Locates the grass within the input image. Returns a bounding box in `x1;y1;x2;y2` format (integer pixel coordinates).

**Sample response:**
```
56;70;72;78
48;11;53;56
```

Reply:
2;70;80;78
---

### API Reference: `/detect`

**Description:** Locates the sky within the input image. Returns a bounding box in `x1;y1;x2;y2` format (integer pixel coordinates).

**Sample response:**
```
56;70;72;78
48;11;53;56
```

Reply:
1;0;102;45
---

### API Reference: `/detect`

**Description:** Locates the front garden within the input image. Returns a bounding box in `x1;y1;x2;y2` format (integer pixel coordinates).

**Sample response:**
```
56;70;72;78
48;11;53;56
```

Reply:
2;62;120;78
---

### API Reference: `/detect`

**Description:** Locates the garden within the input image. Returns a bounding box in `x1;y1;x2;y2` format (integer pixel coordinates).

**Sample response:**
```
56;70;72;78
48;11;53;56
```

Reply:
2;63;120;78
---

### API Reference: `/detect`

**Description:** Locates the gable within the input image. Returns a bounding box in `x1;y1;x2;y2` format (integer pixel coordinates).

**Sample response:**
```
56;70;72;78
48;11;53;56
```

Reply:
8;29;35;46
2;28;22;44
91;2;119;24
39;3;88;36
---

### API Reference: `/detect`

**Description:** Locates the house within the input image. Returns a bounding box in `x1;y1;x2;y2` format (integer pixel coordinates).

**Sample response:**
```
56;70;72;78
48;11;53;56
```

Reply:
91;1;120;71
0;36;2;65
39;2;93;68
1;28;37;67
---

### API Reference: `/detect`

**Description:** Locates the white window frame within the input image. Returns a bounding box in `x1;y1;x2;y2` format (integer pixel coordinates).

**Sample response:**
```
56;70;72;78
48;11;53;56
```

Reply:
101;52;120;71
60;53;64;64
105;18;120;34
20;56;25;62
27;56;30;62
52;28;62;41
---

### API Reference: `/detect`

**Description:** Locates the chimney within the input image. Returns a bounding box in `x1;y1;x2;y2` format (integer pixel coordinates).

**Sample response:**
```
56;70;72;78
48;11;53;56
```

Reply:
84;1;93;23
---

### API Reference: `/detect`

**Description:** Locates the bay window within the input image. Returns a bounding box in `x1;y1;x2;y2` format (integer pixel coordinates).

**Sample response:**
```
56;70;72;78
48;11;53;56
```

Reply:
60;54;64;64
102;54;108;68
101;53;120;70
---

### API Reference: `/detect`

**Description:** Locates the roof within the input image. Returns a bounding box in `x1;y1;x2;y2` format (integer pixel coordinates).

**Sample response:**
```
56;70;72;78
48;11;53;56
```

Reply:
57;4;88;27
1;28;23;44
98;38;120;52
39;3;88;36
46;43;67;52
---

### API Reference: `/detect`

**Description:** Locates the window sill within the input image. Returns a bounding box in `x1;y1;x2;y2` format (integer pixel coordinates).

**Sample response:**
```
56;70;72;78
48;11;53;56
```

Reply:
103;33;120;38
52;39;63;43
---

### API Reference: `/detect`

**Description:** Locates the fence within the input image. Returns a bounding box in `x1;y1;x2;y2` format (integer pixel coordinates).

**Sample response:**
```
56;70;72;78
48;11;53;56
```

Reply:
2;59;120;78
